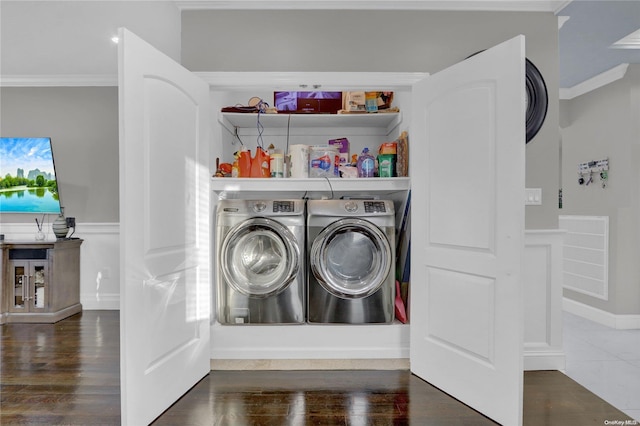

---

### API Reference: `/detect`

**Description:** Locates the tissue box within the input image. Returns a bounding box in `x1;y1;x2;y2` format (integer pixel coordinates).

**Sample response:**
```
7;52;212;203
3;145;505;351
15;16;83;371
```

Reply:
329;137;350;165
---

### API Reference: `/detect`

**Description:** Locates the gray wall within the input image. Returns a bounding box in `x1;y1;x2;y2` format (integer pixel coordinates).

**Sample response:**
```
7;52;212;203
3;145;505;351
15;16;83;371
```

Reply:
0;87;119;224
182;10;560;229
1;9;560;232
560;65;640;315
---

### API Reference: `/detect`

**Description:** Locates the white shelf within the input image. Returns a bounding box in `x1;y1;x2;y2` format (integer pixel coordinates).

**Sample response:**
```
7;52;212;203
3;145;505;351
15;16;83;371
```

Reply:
219;111;402;136
211;177;410;194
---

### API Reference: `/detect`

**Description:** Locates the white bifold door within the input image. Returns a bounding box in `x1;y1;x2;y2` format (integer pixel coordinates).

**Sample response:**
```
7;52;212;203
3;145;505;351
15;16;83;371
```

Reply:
119;28;525;426
118;28;211;426
410;36;526;426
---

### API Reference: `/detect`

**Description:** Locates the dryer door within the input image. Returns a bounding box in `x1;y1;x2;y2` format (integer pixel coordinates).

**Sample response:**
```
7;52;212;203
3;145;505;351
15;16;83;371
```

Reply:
311;218;392;298
221;217;299;297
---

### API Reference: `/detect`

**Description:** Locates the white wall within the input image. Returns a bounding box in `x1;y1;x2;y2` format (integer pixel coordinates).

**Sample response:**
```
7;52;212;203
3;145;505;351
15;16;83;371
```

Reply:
0;1;182;76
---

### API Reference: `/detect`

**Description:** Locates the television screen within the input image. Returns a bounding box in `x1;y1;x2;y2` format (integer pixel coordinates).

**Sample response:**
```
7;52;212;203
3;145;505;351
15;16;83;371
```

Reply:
0;137;62;214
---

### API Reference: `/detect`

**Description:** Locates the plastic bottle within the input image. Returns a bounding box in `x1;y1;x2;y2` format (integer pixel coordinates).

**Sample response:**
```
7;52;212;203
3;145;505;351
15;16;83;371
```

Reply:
231;152;240;177
238;148;252;177
357;147;375;178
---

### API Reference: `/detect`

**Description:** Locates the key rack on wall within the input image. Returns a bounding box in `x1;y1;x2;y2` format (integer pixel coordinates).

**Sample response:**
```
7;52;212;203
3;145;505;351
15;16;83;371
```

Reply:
578;158;609;188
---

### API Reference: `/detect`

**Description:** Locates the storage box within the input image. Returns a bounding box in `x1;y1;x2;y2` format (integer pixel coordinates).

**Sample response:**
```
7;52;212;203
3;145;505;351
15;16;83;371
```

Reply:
274;91;342;114
343;92;394;112
328;137;350;165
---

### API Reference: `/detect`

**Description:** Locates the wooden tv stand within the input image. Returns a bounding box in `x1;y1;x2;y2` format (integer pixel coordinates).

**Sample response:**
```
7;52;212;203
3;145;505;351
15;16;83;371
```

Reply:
1;239;83;324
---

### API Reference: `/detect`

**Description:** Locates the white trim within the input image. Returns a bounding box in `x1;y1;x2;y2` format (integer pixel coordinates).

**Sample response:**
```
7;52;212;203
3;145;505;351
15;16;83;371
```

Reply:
176;0;560;12
197;71;428;90
523;230;566;371
0;72;427;90
523;346;566;371
81;293;120;311
73;222;120;235
559;63;629;100
211;358;410;371
553;0;573;14
0;75;117;87
557;15;570;30
563;297;640;330
559;215;609;300
211;323;410;360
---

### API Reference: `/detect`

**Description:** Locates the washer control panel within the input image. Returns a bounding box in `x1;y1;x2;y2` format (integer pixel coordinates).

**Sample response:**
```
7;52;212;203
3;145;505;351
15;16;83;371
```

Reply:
273;200;295;213
364;201;387;213
344;201;358;213
253;201;267;212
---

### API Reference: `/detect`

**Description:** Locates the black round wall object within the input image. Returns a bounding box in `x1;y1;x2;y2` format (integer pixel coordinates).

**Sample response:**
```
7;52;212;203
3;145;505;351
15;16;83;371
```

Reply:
524;58;548;143
466;51;548;143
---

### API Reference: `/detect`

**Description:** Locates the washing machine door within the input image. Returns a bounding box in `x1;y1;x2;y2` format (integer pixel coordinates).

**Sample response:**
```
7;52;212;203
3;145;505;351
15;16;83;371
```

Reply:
221;217;299;298
311;218;392;298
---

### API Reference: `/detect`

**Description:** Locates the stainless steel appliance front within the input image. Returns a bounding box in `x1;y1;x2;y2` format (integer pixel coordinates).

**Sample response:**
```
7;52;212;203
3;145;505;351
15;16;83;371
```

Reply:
307;200;395;324
216;199;305;324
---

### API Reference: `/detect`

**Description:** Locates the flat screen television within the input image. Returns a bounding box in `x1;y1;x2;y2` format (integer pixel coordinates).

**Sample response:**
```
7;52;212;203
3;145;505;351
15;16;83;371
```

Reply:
0;137;62;214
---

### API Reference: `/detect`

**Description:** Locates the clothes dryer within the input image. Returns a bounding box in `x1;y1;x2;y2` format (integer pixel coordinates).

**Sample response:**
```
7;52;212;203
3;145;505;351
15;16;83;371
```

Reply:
307;199;395;324
216;199;305;324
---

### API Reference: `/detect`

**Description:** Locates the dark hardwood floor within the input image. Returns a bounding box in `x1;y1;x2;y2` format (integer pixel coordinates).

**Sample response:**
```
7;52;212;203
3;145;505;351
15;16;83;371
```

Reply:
0;311;634;425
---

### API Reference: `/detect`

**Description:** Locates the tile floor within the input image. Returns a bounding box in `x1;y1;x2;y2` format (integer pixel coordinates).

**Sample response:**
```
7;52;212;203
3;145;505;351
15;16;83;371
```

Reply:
563;311;640;421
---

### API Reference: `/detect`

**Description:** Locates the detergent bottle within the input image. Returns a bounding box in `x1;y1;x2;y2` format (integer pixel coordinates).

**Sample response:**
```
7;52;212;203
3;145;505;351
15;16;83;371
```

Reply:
250;146;271;178
357;147;375;178
238;147;252;177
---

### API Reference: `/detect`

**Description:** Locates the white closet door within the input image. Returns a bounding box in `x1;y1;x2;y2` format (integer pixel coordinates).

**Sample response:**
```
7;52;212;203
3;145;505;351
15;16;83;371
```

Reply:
410;36;526;426
118;28;211;426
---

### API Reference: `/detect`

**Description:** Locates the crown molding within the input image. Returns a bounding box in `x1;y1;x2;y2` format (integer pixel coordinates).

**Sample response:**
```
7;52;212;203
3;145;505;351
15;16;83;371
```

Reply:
1;72;427;89
553;0;573;14
175;0;561;12
559;63;629;100
0;75;117;87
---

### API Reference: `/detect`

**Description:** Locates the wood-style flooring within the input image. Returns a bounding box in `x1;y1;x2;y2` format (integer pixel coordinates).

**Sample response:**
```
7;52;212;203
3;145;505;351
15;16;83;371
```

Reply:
0;311;634;425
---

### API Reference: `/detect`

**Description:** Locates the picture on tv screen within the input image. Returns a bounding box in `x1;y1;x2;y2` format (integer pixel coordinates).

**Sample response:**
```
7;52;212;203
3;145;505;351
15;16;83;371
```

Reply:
0;137;62;214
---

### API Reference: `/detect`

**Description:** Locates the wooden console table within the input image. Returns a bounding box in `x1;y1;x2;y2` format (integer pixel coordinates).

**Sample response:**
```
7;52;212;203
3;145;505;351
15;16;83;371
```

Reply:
1;239;83;324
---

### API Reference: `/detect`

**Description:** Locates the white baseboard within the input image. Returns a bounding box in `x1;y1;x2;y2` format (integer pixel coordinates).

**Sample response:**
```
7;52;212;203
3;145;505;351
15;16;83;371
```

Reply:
81;293;120;310
523;346;566;371
211;358;410;371
563;297;640;329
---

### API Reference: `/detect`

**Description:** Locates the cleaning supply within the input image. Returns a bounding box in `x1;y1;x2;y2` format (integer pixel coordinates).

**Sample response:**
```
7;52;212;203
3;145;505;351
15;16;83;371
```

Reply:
357;147;375;178
250;146;271;178
309;146;340;178
270;149;284;178
238;148;252;177
378;154;395;177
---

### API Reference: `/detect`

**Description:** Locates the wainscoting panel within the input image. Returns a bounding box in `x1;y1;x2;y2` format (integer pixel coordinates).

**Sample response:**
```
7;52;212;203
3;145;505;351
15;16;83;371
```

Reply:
523;230;566;371
1;223;568;367
0;222;120;310
559;215;609;300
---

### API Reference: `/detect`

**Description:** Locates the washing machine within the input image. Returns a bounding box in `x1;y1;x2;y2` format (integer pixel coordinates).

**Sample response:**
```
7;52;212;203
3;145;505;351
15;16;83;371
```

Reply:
216;199;305;324
307;199;395;324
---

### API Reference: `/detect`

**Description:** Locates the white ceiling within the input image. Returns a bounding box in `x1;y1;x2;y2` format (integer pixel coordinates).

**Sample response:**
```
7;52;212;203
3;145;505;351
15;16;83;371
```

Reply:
557;0;640;89
1;0;638;94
